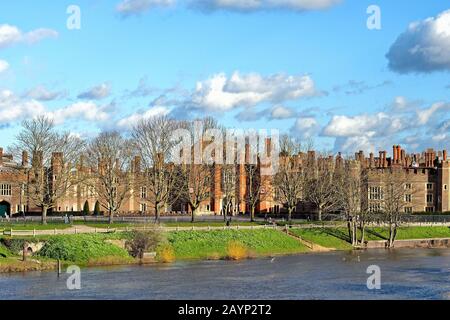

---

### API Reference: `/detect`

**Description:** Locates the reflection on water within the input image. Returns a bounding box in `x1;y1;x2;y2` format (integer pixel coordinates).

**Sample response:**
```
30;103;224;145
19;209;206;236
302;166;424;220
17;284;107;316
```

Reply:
0;248;449;300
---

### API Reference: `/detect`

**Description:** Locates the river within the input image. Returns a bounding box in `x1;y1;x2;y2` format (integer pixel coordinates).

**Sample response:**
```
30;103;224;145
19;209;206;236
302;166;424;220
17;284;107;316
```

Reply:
0;248;449;300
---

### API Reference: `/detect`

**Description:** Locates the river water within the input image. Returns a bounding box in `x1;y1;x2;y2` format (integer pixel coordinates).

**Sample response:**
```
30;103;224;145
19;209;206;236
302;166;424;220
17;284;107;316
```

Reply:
0;248;449;300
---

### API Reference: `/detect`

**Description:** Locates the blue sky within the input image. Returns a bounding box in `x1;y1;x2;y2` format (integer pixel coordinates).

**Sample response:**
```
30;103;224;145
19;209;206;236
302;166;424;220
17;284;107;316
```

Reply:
0;0;449;155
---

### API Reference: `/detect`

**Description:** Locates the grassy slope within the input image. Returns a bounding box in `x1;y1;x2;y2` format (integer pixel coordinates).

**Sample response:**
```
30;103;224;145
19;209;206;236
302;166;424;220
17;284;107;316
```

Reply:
362;226;450;241
289;228;353;250
167;229;310;260
37;234;132;264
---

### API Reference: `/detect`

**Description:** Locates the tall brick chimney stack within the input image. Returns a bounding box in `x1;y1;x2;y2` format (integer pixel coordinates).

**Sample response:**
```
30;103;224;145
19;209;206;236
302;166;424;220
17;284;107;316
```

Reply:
0;147;3;166
369;152;374;167
397;145;402;164
32;151;43;167
134;156;141;173
22;151;28;166
265;138;272;157
393;145;398;164
444;150;447;161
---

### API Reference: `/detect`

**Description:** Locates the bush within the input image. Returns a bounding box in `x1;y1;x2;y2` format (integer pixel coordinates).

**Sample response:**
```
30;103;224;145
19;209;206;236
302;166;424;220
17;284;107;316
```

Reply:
226;241;248;260
83;201;90;216
157;244;175;263
93;201;101;216
126;230;164;259
38;234;130;263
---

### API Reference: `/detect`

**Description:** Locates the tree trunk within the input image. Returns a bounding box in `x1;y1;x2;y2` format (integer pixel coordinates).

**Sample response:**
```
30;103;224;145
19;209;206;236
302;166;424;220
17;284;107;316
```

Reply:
155;203;160;223
288;207;294;222
347;218;352;244
250;206;255;222
191;205;198;223
317;208;322;221
41;206;48;225
360;221;366;246
109;211;114;224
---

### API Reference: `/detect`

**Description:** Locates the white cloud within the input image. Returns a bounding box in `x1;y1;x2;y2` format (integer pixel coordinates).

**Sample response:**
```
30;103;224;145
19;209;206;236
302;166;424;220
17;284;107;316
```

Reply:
191;0;341;12
0;89;110;126
387;9;450;73
0;60;9;73
270;105;296;119
323;113;391;137
24;85;65;101
117;106;170;129
416;102;450;125
291;117;319;139
0;24;57;49
116;0;175;16
0;90;46;124
189;72;319;112
47;102;110;125
78;83;111;100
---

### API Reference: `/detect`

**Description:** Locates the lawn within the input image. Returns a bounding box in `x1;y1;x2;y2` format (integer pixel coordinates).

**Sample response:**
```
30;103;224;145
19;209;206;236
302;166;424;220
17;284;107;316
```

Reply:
362;226;450;240
0;222;72;231
167;229;310;260
289;228;353;250
163;221;263;228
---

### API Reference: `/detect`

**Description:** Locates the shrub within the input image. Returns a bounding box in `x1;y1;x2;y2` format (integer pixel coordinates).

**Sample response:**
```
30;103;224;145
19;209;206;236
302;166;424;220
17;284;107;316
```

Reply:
38;234;130;263
93;201;101;216
157;244;175;263
126;230;164;259
226;241;248;260
83;201;90;216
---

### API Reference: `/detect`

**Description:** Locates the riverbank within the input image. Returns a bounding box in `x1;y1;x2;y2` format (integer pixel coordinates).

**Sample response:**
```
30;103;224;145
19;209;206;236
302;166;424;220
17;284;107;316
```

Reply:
1;225;449;273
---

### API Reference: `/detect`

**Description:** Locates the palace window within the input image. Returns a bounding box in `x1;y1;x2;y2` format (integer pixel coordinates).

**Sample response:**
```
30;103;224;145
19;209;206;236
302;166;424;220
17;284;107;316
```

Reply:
369;203;382;213
369;186;383;200
405;194;412;203
404;207;413;213
0;184;12;196
112;186;117;198
444;185;448;191
404;183;412;190
140;203;147;213
426;194;433;203
140;186;147;199
426;183;433;190
425;206;434;213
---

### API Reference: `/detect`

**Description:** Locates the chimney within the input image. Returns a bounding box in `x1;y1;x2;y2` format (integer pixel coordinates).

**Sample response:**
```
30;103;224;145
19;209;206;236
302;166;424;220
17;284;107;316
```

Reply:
22;151;28;166
0;147;3;166
393;145;398;163
134;156;141;173
444;150;447;161
265;138;272;157
397;145;402;164
32;151;43;167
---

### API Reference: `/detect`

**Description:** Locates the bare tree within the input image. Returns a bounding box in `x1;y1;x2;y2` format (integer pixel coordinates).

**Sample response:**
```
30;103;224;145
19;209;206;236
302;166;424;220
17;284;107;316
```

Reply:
273;135;308;222
132;116;182;222
305;153;340;221
179;118;218;222
86;131;134;224
220;163;238;221
11;116;85;224
335;159;369;246
378;169;411;248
